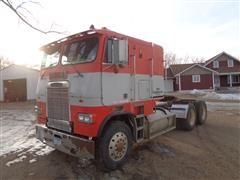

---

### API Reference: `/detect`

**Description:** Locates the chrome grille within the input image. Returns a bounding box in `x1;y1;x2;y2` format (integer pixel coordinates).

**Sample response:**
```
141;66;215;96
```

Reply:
47;86;71;132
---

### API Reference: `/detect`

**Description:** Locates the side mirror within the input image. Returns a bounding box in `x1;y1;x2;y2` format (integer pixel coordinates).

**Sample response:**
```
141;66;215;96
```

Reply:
62;56;68;63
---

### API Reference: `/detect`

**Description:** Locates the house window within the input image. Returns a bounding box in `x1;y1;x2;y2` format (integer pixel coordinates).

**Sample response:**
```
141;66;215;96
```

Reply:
233;75;240;83
228;59;234;67
228;75;240;84
213;61;219;68
192;75;200;83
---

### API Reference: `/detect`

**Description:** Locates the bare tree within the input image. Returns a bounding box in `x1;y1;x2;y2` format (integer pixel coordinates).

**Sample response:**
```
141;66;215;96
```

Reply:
181;55;190;64
177;56;205;64
0;0;66;34
0;56;13;69
191;57;205;64
164;52;177;68
165;52;206;66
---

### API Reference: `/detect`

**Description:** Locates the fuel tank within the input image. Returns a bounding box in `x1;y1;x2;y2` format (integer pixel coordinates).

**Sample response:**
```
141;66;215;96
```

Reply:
145;108;176;139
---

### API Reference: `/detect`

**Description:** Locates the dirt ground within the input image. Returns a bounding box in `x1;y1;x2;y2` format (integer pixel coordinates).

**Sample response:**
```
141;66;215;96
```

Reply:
0;97;240;180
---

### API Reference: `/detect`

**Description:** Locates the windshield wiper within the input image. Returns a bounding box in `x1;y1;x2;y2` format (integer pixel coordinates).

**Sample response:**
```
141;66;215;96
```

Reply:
68;62;84;78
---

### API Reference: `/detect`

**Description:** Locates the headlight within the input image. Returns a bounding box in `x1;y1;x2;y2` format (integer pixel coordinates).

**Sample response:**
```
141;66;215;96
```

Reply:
78;114;93;124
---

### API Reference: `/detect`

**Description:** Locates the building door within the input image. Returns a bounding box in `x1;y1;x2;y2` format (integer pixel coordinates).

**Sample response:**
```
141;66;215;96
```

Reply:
3;79;27;102
214;75;220;89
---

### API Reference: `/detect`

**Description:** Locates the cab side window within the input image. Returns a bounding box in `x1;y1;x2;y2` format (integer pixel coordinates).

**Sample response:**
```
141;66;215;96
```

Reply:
104;39;113;63
104;38;128;64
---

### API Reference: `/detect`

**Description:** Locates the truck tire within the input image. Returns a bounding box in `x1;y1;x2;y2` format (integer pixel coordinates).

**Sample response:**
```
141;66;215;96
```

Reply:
98;121;132;170
177;103;197;131
195;101;207;125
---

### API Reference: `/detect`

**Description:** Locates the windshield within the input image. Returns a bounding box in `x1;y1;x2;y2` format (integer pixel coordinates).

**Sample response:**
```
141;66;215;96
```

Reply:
41;45;60;68
62;37;99;65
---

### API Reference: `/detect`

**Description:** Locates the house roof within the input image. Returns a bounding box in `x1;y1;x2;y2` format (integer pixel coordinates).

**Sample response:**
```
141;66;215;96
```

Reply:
168;63;218;77
204;51;240;74
204;51;240;66
165;67;174;78
169;63;194;76
175;64;218;76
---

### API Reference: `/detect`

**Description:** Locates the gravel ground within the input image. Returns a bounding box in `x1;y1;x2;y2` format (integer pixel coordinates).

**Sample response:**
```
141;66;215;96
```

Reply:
0;99;240;180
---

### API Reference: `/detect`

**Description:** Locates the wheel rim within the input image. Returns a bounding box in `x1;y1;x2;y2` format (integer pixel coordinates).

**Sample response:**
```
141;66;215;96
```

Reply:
189;108;196;126
109;132;128;161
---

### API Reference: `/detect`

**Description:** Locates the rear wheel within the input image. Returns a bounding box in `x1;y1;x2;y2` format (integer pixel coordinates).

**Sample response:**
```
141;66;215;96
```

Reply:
98;121;132;170
194;101;207;125
177;103;197;131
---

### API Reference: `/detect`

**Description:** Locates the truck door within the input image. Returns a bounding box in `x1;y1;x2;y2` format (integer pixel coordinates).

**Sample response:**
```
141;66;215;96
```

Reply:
101;39;131;105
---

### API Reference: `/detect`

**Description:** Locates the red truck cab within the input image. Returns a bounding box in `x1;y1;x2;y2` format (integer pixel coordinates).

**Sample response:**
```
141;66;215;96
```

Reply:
36;27;207;169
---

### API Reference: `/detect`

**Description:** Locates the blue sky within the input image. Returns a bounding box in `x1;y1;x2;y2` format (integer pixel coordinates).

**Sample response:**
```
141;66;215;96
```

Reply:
0;0;239;65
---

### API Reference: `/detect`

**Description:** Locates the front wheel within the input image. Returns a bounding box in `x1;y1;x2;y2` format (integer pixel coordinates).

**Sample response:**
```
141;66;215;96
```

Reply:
98;121;132;170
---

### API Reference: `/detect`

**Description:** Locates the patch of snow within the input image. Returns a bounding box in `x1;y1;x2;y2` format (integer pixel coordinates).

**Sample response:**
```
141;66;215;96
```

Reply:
188;89;240;101
204;92;240;101
190;89;206;95
34;145;54;156
29;158;37;163
6;155;27;167
0;109;54;157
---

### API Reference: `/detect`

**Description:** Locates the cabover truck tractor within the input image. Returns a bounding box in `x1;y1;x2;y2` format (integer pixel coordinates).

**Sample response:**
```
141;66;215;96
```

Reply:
35;27;207;170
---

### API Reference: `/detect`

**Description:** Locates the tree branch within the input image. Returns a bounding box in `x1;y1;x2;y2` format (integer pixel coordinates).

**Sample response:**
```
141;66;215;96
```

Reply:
19;6;39;23
0;0;66;34
16;1;40;10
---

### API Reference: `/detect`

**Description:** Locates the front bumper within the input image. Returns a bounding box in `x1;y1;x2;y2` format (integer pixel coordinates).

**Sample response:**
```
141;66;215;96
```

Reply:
36;124;95;159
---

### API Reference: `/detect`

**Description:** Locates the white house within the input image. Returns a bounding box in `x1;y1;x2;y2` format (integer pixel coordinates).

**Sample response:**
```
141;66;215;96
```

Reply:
0;64;39;102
